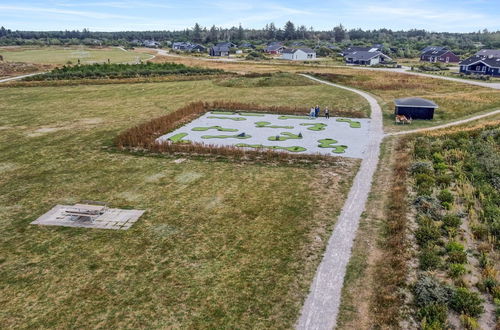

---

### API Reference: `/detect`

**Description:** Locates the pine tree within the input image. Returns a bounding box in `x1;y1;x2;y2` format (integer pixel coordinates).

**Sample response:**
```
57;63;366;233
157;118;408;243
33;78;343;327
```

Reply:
283;21;295;40
193;23;202;43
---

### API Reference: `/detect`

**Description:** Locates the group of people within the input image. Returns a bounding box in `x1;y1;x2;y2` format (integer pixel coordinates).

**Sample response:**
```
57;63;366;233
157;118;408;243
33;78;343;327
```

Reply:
309;105;330;119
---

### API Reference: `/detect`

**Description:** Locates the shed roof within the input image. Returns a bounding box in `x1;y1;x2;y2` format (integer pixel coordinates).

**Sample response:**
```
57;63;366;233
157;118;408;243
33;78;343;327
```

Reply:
395;97;438;108
475;49;500;58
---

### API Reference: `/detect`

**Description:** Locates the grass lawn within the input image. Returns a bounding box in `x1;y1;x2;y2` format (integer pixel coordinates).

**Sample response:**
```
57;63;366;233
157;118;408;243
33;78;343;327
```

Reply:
0;78;360;328
0;46;152;65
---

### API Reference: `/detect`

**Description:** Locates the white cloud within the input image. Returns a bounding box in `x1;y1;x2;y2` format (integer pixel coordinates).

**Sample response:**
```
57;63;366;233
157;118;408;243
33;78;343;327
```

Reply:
0;5;142;20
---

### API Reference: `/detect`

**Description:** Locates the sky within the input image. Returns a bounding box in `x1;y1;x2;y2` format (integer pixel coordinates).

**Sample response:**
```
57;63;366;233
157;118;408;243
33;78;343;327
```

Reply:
0;0;499;32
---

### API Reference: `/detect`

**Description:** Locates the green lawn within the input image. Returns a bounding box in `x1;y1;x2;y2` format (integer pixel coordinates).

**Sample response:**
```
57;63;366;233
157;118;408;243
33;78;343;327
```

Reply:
0;78;360;328
0;46;152;65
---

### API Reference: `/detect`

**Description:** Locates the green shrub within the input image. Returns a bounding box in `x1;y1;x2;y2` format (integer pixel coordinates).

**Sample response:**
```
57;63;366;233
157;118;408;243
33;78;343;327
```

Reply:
411;161;434;175
446;241;464;252
414;275;452;307
450;287;484;317
442;214;461;230
415;173;436;195
448;250;468;264
417;303;448;328
448;263;467;278
419;247;441;270
432;152;445;163
414;196;441;219
435;174;452;187
415;218;441;247
437;189;454;204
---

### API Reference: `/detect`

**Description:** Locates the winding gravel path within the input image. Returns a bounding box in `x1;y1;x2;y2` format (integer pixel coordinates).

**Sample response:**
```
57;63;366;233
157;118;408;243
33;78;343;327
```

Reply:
297;75;499;329
296;74;384;330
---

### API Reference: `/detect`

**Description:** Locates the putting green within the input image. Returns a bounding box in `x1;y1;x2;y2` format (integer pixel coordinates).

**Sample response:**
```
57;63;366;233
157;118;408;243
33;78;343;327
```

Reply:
300;123;327;131
318;139;348;154
268;132;303;141
201;133;251;139
240;112;265;117
211;111;236;115
192;126;238;132
207;116;247;121
235;143;306;153
255;121;294;129
336;118;361;128
168;133;189;143
278;115;314;120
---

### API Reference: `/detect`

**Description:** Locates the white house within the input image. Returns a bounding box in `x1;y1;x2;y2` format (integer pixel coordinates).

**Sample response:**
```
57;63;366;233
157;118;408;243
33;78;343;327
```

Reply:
281;48;316;61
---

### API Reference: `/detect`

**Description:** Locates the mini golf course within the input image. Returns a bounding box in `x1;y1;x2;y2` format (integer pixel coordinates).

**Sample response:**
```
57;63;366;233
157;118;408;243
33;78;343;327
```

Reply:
156;112;371;158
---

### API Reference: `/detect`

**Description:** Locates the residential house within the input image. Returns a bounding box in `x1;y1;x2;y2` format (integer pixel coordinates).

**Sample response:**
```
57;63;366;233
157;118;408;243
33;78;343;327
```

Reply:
344;50;392;65
459;50;500;77
143;40;161;48
281;48;316;61
341;45;381;56
210;42;234;56
420;46;460;63
475;49;500;58
265;42;285;54
240;42;255;49
171;42;206;52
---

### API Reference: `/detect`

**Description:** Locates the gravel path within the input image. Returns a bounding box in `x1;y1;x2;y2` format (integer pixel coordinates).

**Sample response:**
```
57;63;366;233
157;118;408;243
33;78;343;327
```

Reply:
0;72;42;83
296;74;384;330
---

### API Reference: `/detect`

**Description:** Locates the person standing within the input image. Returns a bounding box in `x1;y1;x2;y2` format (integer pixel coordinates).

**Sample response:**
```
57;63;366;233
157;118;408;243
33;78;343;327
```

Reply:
315;105;320;118
325;107;330;119
309;107;315;118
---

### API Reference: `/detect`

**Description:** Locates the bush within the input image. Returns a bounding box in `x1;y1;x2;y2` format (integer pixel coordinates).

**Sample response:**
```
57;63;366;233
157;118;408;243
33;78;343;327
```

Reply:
448;263;467;278
419;247;441;270
415;173;436;195
432;152;445;163
450;287;484;317
442;214;461;229
415;217;441;247
437;189;454;205
435;174;452;187
446;241;468;264
411;161;434;175
417;303;448;328
413;275;452;307
414;196;441;219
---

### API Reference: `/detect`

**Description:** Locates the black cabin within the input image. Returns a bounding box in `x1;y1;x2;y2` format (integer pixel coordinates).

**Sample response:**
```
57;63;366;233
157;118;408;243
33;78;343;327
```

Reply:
394;97;438;120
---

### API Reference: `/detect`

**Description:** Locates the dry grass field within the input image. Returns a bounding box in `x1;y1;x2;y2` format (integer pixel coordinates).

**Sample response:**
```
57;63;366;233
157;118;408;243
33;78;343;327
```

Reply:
147;54;500;131
0;77;362;328
0;46;152;65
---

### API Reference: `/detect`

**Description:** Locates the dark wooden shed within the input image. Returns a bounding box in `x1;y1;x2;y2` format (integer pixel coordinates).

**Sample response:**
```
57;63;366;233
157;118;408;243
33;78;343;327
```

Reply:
394;97;438;120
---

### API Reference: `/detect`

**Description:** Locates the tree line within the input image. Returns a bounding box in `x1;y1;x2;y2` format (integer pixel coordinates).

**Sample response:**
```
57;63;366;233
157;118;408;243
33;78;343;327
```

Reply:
1;23;500;53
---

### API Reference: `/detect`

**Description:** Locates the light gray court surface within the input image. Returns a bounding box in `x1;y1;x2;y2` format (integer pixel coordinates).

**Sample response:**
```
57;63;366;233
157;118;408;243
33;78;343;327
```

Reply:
156;112;371;159
31;205;145;230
